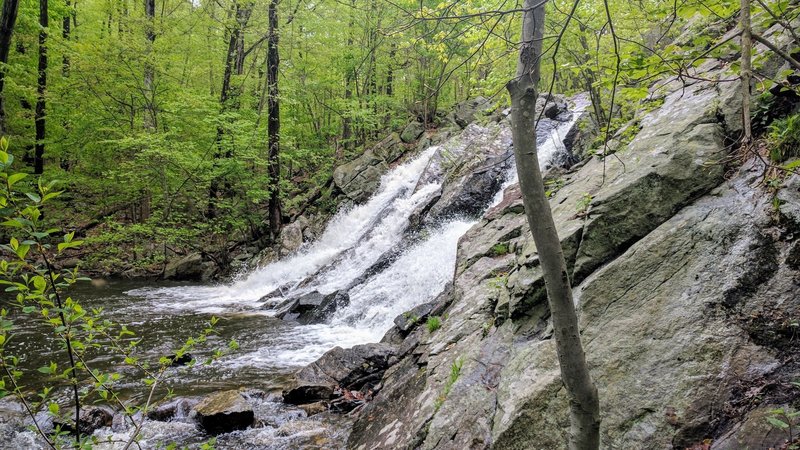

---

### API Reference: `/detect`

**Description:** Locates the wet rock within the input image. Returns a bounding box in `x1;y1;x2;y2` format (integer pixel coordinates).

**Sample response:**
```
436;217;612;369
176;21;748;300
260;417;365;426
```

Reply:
166;352;195;367
393;301;437;332
279;220;305;255
163;253;203;280
147;398;199;422
298;401;329;417
400;121;425;143
535;93;567;120
450;97;492;129
283;343;396;405
346;29;800;448
275;290;349;324
778;173;800;231
193;390;254;435
297;291;349;325
54;406;115;435
332;133;408;203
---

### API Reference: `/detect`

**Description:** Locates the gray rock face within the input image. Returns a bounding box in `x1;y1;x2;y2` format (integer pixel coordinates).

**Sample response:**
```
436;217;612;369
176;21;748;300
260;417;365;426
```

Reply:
347;29;800;449
333;133;407;203
164;253;203;280
274;290;350;325
401;121;425;143
283;343;396;406
193;390;255;435
449;97;493;128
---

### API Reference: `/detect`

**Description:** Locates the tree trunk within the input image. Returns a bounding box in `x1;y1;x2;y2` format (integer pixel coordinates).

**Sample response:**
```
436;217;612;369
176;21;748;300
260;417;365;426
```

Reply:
740;0;752;145
267;0;282;236
62;0;71;76
506;1;600;449
341;0;355;154
207;1;251;219
143;0;156;130
0;0;20;134
34;0;48;175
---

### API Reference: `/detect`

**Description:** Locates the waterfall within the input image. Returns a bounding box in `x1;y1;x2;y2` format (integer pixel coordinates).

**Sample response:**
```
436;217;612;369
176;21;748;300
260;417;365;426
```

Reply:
128;97;588;367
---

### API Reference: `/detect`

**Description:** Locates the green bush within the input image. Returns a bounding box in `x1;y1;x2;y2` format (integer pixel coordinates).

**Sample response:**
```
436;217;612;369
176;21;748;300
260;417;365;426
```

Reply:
769;114;800;163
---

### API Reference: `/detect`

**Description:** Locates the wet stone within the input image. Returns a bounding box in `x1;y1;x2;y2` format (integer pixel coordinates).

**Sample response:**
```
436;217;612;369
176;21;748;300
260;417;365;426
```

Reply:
193;390;255;435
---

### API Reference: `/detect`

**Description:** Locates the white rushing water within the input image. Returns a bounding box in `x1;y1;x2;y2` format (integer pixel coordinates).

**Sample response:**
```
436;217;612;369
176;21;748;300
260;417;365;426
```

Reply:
128;98;588;368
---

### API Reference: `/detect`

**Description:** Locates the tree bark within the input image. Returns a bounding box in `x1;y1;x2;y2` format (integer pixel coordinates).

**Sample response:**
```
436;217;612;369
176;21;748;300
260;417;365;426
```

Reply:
62;0;71;76
267;0;282;236
0;0;20;133
506;1;600;449
143;0;156;130
740;0;752;146
34;0;49;174
208;1;252;219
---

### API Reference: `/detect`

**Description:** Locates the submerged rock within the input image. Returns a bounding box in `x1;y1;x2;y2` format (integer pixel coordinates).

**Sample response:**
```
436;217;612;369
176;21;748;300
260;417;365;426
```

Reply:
193;390;254;435
147;398;199;422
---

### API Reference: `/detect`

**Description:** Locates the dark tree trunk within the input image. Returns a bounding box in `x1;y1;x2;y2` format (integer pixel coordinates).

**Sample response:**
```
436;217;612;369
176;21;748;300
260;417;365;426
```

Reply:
0;0;20;133
267;0;282;236
341;0;355;154
143;0;156;130
62;0;71;76
506;1;600;448
34;0;48;175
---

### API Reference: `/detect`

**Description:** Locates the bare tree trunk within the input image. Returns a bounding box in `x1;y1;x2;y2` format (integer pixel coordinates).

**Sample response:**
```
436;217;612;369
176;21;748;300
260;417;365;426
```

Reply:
740;0;752;145
208;1;251;219
62;0;71;76
341;0;354;154
34;0;48;175
143;0;156;130
0;0;20;133
506;1;600;449
267;0;282;236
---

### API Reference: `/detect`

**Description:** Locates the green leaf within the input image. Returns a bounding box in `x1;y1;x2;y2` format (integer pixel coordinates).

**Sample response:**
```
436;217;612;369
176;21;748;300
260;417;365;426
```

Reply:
7;173;26;187
32;276;46;291
25;192;41;203
48;402;59;415
15;244;29;260
37;366;52;374
767;416;789;429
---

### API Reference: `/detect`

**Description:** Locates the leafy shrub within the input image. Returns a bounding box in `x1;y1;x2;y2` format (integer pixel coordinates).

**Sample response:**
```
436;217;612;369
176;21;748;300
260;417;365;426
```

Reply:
769;114;800;163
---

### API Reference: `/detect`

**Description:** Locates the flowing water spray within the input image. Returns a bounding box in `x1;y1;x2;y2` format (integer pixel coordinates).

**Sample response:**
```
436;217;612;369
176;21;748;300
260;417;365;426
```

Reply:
128;97;588;367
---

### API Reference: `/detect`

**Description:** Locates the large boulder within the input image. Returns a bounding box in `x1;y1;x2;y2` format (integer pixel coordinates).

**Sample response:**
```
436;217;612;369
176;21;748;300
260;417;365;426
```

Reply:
193;390;254;435
332;133;406;203
283;343;396;405
400;121;425;143
274;290;349;324
163;253;203;280
449;97;493;129
347;33;800;449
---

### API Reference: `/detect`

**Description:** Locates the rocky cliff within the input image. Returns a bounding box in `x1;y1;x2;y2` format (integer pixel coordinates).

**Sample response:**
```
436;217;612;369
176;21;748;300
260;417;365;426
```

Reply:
327;20;800;450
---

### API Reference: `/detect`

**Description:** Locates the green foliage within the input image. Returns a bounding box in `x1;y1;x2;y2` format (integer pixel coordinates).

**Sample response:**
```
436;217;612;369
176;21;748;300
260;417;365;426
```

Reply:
0;141;233;448
766;404;800;448
426;316;442;333
768;114;800;163
489;243;510;257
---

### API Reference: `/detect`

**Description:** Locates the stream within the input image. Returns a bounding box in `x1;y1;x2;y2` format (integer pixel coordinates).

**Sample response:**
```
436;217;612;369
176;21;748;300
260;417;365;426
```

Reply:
0;97;587;449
